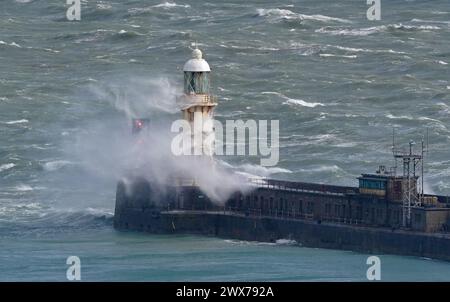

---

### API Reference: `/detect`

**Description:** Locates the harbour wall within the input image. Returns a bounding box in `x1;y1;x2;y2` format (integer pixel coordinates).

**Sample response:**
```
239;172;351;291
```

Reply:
113;208;450;262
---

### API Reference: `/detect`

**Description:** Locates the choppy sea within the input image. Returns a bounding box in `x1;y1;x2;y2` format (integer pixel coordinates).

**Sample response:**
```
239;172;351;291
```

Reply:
1;0;450;281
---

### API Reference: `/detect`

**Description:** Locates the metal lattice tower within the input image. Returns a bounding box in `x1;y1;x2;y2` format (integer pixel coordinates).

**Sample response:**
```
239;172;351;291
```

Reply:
392;132;427;227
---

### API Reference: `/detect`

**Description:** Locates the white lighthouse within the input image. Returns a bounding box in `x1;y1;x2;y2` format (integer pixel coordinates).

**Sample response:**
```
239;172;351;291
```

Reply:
180;48;217;157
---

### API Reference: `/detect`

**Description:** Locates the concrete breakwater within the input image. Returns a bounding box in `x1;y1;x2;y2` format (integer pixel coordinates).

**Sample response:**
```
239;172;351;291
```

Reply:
113;208;450;262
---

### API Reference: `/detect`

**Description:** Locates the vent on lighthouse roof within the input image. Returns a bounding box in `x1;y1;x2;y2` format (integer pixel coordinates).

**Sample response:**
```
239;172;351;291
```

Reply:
183;48;211;72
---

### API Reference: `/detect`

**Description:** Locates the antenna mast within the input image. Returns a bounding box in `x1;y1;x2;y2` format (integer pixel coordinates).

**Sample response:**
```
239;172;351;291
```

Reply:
393;137;423;228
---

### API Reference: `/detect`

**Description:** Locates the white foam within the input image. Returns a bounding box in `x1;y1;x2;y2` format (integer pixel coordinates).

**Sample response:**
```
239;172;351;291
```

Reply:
97;3;112;10
331;45;407;55
298;165;343;173
42;160;73;171
438;60;448;65
15;184;33;192
411;18;450;25
316;24;440;36
320;53;357;59
153;2;190;8
4;119;28;124
386;114;413;120
275;239;298;245
262;91;324;108
299;14;351;24
0;163;15;172
256;8;351;23
238;163;292;177
316;26;383;36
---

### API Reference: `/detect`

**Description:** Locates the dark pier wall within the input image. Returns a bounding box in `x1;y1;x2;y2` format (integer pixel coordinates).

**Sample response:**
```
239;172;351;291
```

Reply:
114;209;450;262
114;178;450;261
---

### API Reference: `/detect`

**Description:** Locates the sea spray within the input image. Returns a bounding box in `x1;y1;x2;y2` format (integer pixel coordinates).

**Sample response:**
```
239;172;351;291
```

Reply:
70;76;253;205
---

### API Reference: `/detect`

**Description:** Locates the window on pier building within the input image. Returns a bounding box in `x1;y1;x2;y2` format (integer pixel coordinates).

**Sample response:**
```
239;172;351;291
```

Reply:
334;204;340;216
307;202;313;214
262;197;268;211
298;200;303;213
356;206;362;220
325;204;331;215
280;198;284;211
359;178;387;190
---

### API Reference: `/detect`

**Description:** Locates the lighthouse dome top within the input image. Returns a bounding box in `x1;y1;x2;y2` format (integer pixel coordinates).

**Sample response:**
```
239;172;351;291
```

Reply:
183;48;211;72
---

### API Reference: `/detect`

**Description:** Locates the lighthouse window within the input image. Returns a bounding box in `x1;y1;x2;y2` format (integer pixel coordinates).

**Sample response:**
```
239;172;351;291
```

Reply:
184;72;210;94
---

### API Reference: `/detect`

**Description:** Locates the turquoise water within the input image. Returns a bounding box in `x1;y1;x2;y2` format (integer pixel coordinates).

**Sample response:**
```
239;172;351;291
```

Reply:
2;227;450;282
1;0;450;281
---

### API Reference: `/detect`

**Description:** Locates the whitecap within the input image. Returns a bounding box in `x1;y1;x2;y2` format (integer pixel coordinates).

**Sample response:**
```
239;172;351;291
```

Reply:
275;239;298;245
153;2;190;9
238;164;293;177
319;53;357;59
316;26;383;36
299;14;351;24
316;23;440;36
15;184;33;192
411;18;450;25
256;8;351;23
331;45;406;55
438;60;448;65
262;91;324;108
297;165;343;173
0;163;15;172
97;3;112;10
4;119;29;124
386;114;413;120
42;160;73;171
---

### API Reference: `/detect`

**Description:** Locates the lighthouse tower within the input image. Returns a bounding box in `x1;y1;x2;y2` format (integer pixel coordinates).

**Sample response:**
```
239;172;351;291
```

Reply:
181;48;217;157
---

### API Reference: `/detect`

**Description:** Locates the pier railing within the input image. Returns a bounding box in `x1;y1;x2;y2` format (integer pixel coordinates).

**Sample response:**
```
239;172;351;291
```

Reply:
222;206;363;226
247;178;357;196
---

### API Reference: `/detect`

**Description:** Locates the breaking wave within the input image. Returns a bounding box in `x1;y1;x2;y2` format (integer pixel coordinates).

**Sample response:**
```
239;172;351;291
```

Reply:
319;53;357;59
256;8;351;24
0;163;15;172
316;24;441;36
0;41;22;48
238;164;293;178
262;92;324;108
153;2;190;9
297;165;344;173
15;184;33;192
42;160;74;172
3;119;28;125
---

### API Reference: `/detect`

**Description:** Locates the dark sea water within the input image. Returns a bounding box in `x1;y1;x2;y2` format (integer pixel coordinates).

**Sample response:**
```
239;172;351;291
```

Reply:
1;0;450;281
